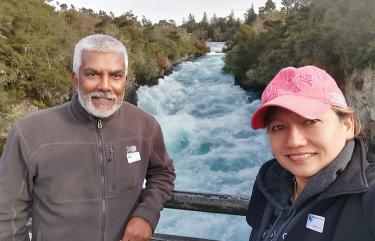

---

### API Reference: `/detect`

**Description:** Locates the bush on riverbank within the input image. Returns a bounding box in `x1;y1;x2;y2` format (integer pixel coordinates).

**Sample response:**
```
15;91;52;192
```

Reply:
223;0;375;90
0;0;208;152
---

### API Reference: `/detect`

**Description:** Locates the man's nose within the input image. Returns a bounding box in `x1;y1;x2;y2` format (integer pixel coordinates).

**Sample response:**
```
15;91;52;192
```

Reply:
285;126;307;148
98;74;110;91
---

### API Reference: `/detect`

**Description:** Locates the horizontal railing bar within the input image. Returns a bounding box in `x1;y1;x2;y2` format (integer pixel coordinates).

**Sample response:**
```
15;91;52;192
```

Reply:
164;190;250;216
27;190;249;240
152;233;217;241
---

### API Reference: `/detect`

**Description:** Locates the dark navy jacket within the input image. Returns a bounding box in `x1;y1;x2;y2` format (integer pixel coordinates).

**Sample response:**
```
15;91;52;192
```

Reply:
246;139;375;241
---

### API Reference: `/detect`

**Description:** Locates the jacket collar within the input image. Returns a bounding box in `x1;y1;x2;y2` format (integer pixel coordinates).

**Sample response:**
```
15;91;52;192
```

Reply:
294;139;355;206
257;160;293;209
69;92;120;128
319;138;369;200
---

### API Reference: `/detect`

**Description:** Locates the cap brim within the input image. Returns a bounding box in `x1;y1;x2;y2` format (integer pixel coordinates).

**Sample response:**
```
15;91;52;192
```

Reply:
251;95;331;130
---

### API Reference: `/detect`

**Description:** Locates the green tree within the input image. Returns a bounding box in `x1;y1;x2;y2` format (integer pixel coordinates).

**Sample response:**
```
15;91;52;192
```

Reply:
201;12;208;25
259;0;277;16
210;14;218;25
281;0;312;13
265;0;276;10
244;4;257;25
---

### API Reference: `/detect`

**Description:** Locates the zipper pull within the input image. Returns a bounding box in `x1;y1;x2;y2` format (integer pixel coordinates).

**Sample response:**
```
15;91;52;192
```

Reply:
97;119;103;129
108;147;114;162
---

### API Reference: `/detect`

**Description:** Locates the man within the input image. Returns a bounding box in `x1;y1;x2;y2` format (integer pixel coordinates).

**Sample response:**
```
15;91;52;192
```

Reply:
0;34;175;241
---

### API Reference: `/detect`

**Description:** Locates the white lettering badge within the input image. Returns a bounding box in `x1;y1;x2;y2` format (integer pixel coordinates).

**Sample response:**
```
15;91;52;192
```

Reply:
126;146;141;163
306;214;325;233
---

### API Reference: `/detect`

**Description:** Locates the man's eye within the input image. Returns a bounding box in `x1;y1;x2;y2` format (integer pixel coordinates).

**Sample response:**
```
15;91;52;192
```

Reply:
113;74;122;78
86;72;97;77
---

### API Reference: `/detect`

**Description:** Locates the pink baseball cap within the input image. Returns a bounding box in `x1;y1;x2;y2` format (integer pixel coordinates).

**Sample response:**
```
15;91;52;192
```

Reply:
251;65;348;130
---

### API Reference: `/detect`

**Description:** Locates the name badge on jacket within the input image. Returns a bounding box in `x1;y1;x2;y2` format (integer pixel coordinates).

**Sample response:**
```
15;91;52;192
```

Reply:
306;214;325;233
126;146;141;163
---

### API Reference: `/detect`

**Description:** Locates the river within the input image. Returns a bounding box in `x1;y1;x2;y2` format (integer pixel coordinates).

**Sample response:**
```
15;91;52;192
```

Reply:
137;42;273;240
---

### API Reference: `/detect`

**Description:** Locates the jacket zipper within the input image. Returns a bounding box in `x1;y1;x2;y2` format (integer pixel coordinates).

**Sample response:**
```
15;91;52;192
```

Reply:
265;210;284;241
98;119;103;129
273;208;295;240
109;146;115;191
97;119;106;241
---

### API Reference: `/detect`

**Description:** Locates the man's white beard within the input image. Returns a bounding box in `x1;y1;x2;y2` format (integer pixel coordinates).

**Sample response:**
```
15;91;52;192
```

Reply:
77;88;123;118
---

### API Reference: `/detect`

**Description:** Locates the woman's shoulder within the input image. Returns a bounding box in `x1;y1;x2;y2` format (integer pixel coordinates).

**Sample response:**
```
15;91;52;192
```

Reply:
365;151;375;186
361;152;375;239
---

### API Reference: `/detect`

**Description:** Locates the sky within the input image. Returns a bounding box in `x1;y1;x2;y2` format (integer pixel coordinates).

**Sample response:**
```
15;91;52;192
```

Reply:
52;0;281;25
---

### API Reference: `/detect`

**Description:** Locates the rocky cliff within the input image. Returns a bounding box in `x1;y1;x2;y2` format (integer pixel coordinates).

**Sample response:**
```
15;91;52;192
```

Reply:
345;67;375;154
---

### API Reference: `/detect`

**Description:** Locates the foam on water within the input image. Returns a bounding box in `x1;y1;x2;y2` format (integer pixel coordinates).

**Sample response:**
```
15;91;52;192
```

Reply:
137;45;272;240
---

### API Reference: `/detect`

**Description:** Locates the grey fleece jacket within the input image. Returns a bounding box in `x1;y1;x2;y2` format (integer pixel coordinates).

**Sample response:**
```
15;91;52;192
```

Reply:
0;94;175;241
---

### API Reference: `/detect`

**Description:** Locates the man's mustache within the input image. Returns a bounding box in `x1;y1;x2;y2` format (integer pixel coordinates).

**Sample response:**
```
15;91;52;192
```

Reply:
90;91;116;100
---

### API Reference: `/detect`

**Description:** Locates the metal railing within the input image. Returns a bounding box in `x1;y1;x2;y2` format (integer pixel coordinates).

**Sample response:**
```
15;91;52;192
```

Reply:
27;190;250;241
165;190;250;216
151;190;250;241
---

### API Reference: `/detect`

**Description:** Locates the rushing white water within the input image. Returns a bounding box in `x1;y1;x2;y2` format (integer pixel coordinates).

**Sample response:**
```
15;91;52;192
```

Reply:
137;42;273;241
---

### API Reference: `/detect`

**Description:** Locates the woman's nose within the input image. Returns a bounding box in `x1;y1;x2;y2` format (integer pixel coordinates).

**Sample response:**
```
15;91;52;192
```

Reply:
285;126;307;148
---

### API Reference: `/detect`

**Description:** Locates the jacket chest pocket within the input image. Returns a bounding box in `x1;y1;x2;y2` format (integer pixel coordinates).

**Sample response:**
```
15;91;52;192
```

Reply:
106;144;147;195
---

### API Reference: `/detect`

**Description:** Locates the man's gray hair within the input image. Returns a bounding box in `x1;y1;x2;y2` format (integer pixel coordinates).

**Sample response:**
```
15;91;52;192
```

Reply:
72;34;128;76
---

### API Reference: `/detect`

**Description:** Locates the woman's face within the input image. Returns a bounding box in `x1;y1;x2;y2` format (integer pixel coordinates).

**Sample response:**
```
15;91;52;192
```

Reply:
267;107;354;184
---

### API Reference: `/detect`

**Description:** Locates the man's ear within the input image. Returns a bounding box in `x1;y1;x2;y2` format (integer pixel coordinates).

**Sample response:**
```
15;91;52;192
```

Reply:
72;72;78;89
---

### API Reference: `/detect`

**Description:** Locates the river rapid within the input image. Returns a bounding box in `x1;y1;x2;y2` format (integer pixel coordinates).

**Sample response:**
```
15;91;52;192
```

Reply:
137;42;272;240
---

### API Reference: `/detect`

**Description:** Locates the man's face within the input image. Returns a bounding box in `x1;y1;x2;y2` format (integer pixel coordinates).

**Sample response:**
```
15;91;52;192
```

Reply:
72;50;127;118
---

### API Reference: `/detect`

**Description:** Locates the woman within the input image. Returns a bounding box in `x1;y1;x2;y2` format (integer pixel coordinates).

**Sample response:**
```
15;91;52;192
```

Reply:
246;65;375;241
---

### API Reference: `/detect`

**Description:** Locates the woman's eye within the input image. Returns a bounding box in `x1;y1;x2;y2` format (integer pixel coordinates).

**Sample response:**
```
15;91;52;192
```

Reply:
270;125;284;132
305;119;319;125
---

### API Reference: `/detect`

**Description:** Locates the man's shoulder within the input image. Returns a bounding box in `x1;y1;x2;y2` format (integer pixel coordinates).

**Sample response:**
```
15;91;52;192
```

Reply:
17;102;70;128
119;102;156;122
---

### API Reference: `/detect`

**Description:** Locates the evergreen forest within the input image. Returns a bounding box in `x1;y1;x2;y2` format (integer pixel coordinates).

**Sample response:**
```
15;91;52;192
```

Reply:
223;0;375;90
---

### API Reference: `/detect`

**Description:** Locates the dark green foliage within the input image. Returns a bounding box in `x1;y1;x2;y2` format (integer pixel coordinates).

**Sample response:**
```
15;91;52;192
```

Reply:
244;5;257;25
259;0;277;17
0;0;76;108
180;11;241;42
265;0;277;11
0;0;207;152
224;0;375;89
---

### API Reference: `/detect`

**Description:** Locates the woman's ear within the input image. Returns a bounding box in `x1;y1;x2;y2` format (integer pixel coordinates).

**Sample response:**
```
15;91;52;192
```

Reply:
342;115;355;139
